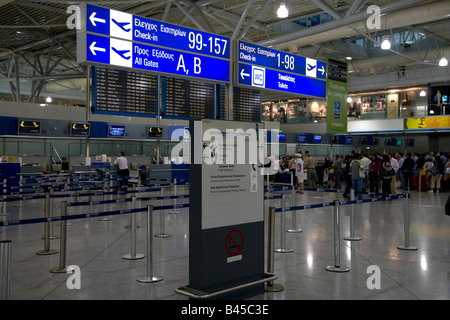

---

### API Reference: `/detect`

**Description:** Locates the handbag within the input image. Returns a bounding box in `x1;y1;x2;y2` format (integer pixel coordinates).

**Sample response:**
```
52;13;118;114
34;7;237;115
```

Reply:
359;169;365;179
421;168;427;176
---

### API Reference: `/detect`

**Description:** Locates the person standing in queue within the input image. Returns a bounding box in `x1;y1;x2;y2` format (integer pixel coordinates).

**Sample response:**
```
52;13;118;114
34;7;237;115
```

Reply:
114;151;130;191
295;153;305;194
305;151;317;189
350;153;363;200
382;154;394;195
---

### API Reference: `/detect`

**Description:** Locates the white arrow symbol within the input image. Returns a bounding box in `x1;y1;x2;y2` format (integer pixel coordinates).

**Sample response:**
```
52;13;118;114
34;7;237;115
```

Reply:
319;66;325;75
89;12;106;27
240;69;250;79
89;42;106;55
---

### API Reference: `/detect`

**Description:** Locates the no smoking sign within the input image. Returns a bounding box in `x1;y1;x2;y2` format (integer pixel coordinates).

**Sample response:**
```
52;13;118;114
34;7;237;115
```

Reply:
225;228;244;262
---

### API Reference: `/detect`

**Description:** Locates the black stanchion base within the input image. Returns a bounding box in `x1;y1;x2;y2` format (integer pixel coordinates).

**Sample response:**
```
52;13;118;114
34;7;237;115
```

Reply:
154;233;172;238
397;245;418;251
36;249;58;255
123;253;145;260
343;236;362;241
136;275;164;283
264;283;284;292
49;266;67;273
325;265;350;272
275;248;293;253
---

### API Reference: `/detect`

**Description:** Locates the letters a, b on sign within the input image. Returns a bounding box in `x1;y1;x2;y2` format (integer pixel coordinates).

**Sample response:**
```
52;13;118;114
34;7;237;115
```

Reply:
225;228;244;262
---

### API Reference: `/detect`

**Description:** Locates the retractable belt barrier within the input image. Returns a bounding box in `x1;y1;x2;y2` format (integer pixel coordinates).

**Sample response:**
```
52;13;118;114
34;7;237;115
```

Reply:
1;176;417;295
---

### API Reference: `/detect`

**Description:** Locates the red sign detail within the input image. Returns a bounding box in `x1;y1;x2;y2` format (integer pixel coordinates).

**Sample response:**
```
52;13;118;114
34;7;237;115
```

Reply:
225;228;244;257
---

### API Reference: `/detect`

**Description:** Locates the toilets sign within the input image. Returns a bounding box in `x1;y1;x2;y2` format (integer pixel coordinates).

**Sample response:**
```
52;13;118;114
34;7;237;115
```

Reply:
237;41;327;98
77;4;230;83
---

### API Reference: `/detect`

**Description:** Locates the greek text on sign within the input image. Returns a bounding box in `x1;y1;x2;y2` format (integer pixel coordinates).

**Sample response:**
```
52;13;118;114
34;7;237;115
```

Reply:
86;4;230;60
83;33;230;83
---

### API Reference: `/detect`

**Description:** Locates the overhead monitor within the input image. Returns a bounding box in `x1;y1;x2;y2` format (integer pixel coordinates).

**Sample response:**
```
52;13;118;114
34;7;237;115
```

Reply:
385;138;392;146
331;136;339;143
360;137;368;144
147;126;163;138
407;139;415;147
373;138;380;145
107;125;126;137
313;135;322;143
70;122;90;137
18;120;41;135
396;139;403;146
297;135;306;143
345;137;353;144
278;133;286;142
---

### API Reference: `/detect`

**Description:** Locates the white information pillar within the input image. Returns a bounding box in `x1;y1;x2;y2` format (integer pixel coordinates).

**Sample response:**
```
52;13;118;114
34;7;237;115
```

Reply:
187;119;267;299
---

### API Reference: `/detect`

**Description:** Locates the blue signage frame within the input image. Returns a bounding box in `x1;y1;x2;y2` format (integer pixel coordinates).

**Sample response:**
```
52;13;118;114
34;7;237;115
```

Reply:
86;4;230;60
81;33;230;83
238;40;327;80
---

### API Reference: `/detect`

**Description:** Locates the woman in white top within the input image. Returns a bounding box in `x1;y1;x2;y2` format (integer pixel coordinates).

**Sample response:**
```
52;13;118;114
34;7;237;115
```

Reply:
295;154;305;194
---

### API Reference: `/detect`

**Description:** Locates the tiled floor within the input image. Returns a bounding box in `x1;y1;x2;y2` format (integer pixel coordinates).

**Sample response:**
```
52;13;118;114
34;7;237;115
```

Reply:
1;184;449;300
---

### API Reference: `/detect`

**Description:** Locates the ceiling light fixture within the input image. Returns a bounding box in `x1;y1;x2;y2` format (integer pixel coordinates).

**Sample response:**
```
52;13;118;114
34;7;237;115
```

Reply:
381;37;391;50
420;90;426;97
277;2;288;19
439;56;448;67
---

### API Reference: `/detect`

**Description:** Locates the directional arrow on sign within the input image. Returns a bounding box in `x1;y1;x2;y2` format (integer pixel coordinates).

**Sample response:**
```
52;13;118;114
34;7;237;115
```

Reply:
89;12;106;27
89;41;106;55
240;69;250;79
319;66;325;76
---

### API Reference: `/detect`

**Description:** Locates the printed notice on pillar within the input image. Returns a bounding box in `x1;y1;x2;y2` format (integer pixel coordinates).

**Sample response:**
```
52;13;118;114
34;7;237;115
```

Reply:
209;165;256;194
202;163;261;229
198;120;264;230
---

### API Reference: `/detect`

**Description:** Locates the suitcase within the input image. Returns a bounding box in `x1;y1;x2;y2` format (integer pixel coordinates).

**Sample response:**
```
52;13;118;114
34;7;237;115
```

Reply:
413;175;428;192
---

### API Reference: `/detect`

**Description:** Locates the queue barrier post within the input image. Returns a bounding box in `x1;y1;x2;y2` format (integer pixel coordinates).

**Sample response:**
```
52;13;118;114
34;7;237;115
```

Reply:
125;188;139;229
397;193;418;251
99;175;112;221
137;205;163;283
155;187;172;238
49;188;60;238
325;200;350;273
36;192;58;256
169;179;180;214
123;196;145;260
343;189;361;241
275;193;293;253
50;201;68;273
265;207;284;292
287;189;302;233
1;179;11;217
0;240;11;300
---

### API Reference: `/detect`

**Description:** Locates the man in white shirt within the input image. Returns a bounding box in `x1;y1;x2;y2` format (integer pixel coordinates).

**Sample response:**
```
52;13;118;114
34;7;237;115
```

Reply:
114;151;129;190
389;153;399;195
295;154;305;194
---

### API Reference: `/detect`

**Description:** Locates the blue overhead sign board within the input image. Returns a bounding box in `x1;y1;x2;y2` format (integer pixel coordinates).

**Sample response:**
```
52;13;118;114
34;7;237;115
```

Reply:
86;4;230;59
238;41;326;80
237;40;327;98
80;33;230;83
78;4;230;83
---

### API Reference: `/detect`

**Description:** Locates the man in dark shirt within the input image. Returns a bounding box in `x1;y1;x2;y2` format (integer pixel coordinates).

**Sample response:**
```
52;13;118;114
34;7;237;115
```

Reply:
402;153;415;191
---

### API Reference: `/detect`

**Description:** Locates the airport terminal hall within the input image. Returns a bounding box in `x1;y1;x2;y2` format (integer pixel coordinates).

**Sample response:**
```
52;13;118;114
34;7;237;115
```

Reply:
1;0;450;306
